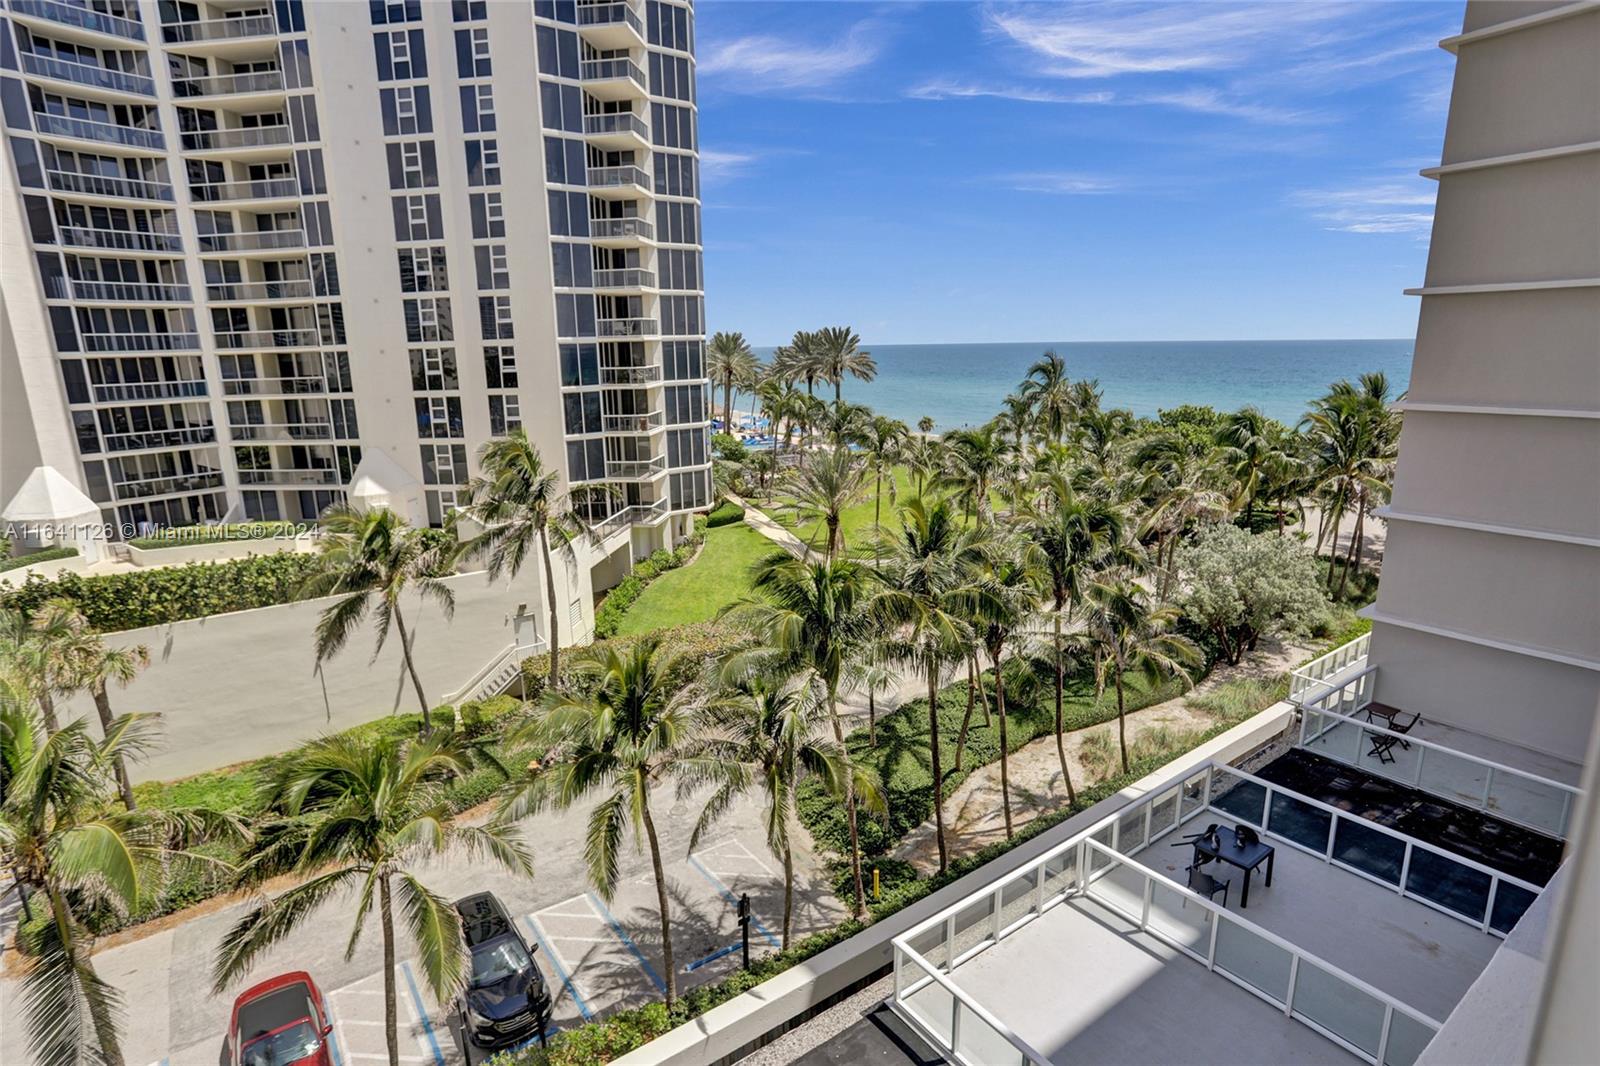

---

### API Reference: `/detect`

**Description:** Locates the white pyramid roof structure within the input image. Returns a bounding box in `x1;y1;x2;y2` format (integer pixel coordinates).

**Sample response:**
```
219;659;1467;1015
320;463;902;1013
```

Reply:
2;466;100;522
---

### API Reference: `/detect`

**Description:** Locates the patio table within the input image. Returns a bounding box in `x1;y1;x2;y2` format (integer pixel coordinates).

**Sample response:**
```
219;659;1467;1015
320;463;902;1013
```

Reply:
1193;828;1275;908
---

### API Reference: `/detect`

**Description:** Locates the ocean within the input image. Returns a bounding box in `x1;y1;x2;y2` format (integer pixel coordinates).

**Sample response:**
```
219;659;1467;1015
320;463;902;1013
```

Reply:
751;339;1413;431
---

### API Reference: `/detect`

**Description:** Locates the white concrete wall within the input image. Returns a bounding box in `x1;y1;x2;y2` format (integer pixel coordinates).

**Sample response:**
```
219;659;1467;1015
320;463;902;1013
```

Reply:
125;535;320;568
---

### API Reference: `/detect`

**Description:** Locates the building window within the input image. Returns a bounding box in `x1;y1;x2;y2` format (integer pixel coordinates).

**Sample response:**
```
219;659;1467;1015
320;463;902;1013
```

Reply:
479;295;514;339
475;244;509;290
456;27;492;77
415;395;464;439
469;192;505;238
409;347;459;391
381;85;432;135
461;83;496;133
420;442;467;484
398;246;449;292
403;298;453;342
466;138;500;186
386;140;437;190
392;193;442;241
484;345;518;388
376;29;427;81
370;0;422;25
489;394;521;436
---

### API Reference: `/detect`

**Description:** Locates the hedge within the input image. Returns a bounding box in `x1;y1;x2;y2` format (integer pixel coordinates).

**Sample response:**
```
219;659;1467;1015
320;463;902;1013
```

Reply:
704;499;745;528
519;619;753;704
0;546;78;573
0;551;325;632
590;518;707;639
128;520;304;550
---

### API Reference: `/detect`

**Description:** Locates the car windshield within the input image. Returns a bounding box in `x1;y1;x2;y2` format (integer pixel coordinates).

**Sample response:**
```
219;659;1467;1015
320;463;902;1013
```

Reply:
470;936;532;987
240;1019;320;1066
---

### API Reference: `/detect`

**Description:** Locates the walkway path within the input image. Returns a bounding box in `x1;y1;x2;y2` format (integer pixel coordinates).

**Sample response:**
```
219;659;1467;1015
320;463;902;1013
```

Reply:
726;492;808;559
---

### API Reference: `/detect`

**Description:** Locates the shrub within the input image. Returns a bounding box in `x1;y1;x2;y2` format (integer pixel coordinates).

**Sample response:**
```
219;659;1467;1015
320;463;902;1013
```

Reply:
0;552;324;632
589;519;708;639
1185;677;1288;723
711;432;749;463
705;499;745;528
1177;525;1329;664
0;546;78;573
519;620;751;703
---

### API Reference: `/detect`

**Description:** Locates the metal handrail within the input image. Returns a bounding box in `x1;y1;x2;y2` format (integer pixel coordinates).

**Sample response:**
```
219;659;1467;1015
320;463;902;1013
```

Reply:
1289;632;1370;701
47;169;172;200
592;268;655;289
895;944;1053;1066
181;126;292;151
171;70;285;97
161;14;275;43
93;381;207;402
583;112;648;139
580;57;647;87
188;178;299;202
20;53;155;95
207;281;315;301
10;0;145;41
596;317;659;338
589;217;653;240
57;280;191;303
587;165;650;189
80;331;199;351
58;226;183;252
576;1;644;36
194;229;305;252
33;111;164;150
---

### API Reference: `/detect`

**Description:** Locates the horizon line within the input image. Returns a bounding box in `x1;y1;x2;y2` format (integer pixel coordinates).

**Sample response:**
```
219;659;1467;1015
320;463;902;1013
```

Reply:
740;336;1415;349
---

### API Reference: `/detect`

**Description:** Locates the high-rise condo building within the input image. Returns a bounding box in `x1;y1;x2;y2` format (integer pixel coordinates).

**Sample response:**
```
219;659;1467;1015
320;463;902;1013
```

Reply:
0;0;709;563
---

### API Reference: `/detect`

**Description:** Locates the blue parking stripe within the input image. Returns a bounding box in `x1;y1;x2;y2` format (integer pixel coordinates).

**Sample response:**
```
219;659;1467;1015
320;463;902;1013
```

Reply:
586;892;667;995
399;961;446;1066
320;1006;344;1066
520;915;593;1022
687;853;779;949
685;942;742;972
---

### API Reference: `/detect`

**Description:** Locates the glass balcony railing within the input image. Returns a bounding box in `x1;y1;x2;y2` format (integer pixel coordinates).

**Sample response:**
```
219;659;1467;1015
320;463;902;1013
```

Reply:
596;317;659;338
592;268;655;289
10;0;145;41
587;165;651;191
181;126;292;152
188;178;300;203
92;380;208;402
161;14;275;44
113;471;224;500
58;226;183;253
580;58;647;89
102;426;215;451
193;229;305;253
600;363;662;384
605;455;666;479
80;331;199;352
227;421;334;442
33;111;164;150
589;217;653;241
602;409;665;433
20;52;155;96
206;280;315;302
583;112;648;140
48;169;173;201
171;70;285;98
577;1;644;36
221;375;328;396
213;329;319;350
52;279;192;303
237;468;339;486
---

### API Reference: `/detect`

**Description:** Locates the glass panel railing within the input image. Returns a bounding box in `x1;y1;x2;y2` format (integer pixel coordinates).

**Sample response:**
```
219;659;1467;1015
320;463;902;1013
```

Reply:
1116;806;1148;853
1149;787;1181;841
1212;918;1292;1005
1209;771;1267;826
1146;879;1211;957
1404;848;1492;922
902;963;953;1047
1331;817;1406;886
1267;791;1333;852
998;870;1035;932
1293;958;1386;1057
1040;846;1077;903
1383;1010;1438;1066
905;923;947;971
954;999;1026;1066
951;896;996;962
1485;771;1570;836
1414;745;1490;807
1488;881;1537;936
1088;824;1116;875
1179;770;1208;820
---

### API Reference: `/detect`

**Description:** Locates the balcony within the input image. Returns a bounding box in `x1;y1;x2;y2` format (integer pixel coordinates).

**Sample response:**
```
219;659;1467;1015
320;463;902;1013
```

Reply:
112;470;224;500
58;226;183;253
576;1;644;48
587;165;652;198
194;229;305;254
49;279;192;303
180;126;293;154
19;53;155;97
9;0;145;42
592;268;656;290
600;363;662;385
171;69;285;99
221;375;327;396
589;216;654;244
213;328;319;350
206;280;315;303
580;57;647;100
228;421;334;442
187;178;300;204
80;331;199;352
47;169;173;202
32;112;164;152
237;468;340;486
92;380;208;402
583;111;649;149
102;426;215;452
161;14;275;45
602;409;665;433
605;455;667;480
590;496;670;538
596;316;659;339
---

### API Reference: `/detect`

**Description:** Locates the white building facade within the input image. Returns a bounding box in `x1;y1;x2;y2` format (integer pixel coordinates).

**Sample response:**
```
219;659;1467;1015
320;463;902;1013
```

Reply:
0;0;710;560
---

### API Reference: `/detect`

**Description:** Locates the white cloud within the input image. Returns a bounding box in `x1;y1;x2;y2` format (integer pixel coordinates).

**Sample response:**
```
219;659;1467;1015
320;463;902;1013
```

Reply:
1005;172;1122;195
1290;181;1437;235
906;79;1312;125
907;79;1114;105
698;149;756;183
1140;87;1317;124
698;21;882;92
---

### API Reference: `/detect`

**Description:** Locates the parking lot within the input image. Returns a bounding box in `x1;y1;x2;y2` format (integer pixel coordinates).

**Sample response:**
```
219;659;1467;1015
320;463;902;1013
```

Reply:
150;831;809;1066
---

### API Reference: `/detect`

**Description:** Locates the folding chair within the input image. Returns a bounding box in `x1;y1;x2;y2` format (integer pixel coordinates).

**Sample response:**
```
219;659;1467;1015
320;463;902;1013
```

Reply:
1184;864;1229;908
1367;733;1401;764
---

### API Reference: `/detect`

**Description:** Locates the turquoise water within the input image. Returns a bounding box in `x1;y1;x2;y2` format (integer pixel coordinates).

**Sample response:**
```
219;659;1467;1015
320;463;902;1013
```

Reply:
752;339;1412;431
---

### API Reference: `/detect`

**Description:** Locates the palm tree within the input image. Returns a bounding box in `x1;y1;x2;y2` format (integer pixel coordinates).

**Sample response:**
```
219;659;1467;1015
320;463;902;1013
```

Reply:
1133;435;1229;600
863;415;909;544
463;429;585;688
917;416;935;435
3;702;238;1066
214;732;529;1066
871;497;992;874
502;637;695;1006
998;392;1035;454
54;610;150;811
1080;580;1201;772
1020;351;1074;444
786;447;866;560
1;600;94;732
1021;473;1125;804
818;400;871;448
687;669;880;947
722;554;878;917
902;434;943;498
299;505;456;733
1302;377;1398;595
1217;407;1293;530
708;331;759;428
813;326;877;404
938;423;1010;525
975;546;1042;839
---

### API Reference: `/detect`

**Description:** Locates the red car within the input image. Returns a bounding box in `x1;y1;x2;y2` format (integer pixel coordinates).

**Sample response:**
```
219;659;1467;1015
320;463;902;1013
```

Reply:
226;971;336;1066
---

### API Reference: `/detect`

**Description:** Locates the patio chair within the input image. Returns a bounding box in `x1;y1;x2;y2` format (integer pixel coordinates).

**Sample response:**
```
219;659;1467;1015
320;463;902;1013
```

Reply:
1388;710;1422;750
1184;865;1229;908
1170;823;1220;868
1368;733;1401;764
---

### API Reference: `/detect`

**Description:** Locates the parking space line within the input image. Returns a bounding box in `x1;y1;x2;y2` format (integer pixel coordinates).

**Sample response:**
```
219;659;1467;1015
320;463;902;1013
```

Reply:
686;853;779;949
399;962;446;1066
728;838;777;878
585;891;667;995
520;914;593;1022
322;1002;345;1066
685;942;742;972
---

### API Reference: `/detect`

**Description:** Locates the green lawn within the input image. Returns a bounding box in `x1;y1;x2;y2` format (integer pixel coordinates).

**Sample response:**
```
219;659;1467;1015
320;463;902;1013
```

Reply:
768;465;919;556
614;520;776;636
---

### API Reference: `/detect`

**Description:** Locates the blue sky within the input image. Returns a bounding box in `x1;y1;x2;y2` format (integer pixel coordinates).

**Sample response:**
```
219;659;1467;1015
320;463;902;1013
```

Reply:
693;1;1464;345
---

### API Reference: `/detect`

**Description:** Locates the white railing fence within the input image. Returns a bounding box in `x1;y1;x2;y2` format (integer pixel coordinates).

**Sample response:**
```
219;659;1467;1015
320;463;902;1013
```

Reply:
1297;672;1578;839
1289;632;1370;703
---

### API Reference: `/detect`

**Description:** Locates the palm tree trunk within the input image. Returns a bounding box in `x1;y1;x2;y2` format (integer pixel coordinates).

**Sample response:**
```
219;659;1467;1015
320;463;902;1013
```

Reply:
1115;671;1129;774
953;659;977;772
782;845;794;951
540;525;562;689
723;378;733;427
48;886;125;1066
928;665;949;874
997;652;1013;839
639;788;677;1005
867;689;876;747
827;687;867;920
1337;503;1365;599
379;876;400;1066
391;605;431;733
1052;608;1077;804
92;685;136;810
37;692;60;733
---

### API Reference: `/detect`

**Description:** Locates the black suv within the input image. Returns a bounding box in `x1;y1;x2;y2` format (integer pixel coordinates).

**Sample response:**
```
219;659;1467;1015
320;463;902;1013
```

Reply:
453;893;552;1052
